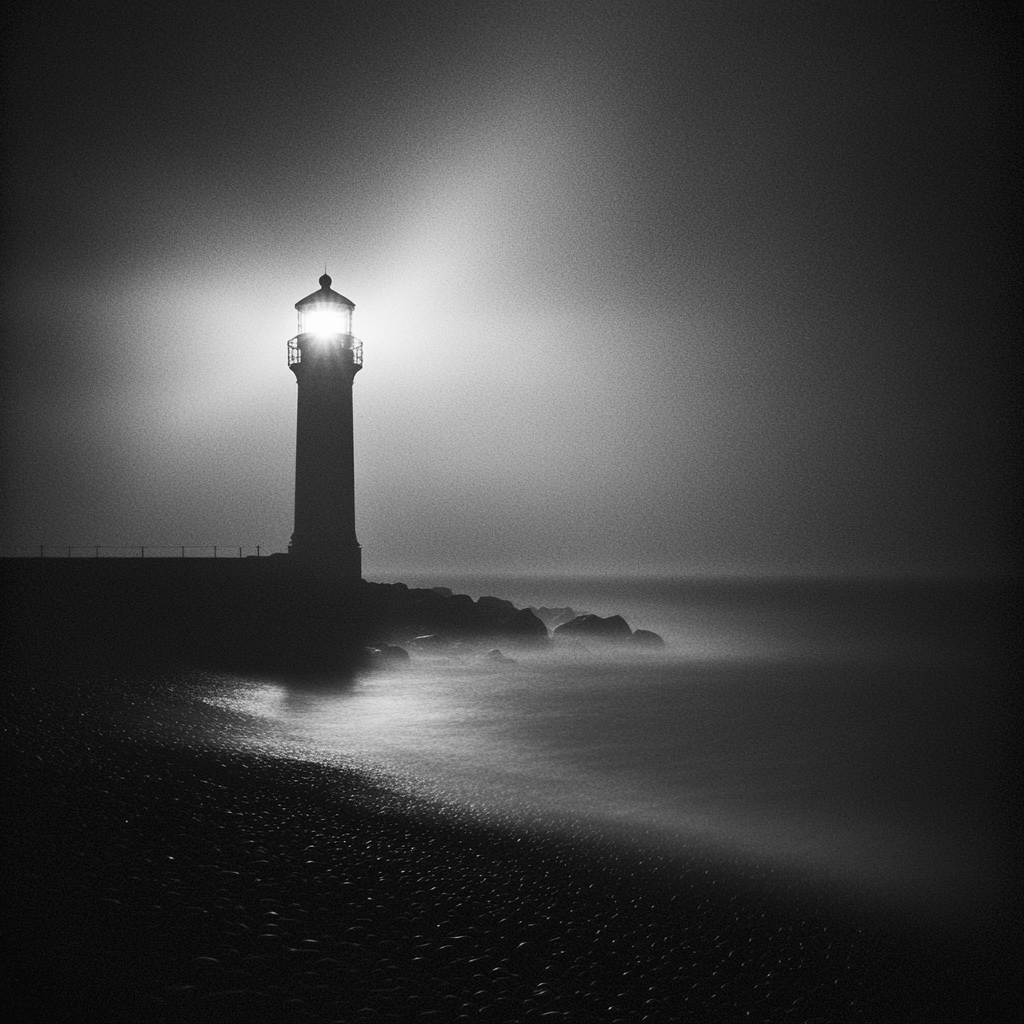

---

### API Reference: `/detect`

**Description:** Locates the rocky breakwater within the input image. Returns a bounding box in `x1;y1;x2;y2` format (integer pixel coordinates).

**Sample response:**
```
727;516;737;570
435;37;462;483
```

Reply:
367;585;549;646
550;612;665;648
360;588;665;667
356;584;550;669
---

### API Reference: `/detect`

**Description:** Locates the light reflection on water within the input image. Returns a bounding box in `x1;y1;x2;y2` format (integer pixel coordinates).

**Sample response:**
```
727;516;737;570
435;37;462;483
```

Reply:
182;578;1017;920
198;631;1013;920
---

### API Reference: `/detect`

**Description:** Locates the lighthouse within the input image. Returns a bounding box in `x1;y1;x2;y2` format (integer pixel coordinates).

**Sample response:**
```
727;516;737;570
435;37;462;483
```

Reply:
287;273;362;578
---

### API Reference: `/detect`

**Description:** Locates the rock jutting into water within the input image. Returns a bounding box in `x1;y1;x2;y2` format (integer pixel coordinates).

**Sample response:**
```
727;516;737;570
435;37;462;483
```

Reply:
629;628;666;647
482;647;517;663
553;613;633;641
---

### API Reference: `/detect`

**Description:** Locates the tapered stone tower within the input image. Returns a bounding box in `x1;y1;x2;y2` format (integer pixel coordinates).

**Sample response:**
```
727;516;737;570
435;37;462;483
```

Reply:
287;273;362;577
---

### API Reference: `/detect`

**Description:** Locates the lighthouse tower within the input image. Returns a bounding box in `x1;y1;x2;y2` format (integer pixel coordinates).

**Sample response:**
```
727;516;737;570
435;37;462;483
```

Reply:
287;273;362;578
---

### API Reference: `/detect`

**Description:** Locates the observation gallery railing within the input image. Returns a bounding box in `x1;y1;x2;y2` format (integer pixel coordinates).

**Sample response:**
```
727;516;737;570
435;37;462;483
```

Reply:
286;335;363;368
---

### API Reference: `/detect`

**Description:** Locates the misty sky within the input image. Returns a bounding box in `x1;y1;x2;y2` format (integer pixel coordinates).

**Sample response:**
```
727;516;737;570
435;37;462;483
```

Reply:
2;2;1018;577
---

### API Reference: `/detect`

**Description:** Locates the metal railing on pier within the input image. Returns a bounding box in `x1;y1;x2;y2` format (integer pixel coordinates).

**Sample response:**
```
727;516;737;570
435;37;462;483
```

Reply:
2;546;267;559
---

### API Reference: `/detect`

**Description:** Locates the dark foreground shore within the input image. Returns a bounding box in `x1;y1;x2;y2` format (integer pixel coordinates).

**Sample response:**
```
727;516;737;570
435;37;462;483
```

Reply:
4;674;1019;1023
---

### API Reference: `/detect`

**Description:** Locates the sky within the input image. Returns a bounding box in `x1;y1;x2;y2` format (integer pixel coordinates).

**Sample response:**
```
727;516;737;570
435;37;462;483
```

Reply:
2;1;1019;578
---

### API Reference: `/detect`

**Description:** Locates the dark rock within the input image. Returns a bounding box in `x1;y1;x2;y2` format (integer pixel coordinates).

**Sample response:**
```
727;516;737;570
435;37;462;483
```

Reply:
628;629;664;647
483;649;516;663
405;589;445;632
403;593;549;645
443;593;477;622
377;644;410;662
552;614;632;641
497;608;549;641
430;586;454;597
476;595;517;624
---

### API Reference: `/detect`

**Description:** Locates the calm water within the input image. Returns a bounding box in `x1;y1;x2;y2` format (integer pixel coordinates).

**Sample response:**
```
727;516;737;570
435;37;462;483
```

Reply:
174;576;1017;921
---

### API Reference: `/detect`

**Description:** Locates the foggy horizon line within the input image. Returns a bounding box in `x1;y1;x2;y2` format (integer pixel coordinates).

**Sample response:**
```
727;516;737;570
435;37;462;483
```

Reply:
386;566;1020;584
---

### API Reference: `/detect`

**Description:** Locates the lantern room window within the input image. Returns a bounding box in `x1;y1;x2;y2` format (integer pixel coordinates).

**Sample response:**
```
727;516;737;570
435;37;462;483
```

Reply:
300;302;351;338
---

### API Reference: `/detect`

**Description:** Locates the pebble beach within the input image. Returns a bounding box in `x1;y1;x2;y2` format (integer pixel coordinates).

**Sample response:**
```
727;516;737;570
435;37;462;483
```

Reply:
5;671;1017;1023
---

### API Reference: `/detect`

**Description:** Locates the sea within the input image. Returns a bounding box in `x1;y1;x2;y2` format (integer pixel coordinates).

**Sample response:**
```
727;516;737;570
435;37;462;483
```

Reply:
143;573;1019;929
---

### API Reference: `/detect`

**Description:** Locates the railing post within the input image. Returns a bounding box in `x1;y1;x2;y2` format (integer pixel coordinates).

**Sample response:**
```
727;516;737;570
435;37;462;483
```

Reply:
95;546;99;558
238;547;242;558
214;546;217;558
68;546;71;557
257;545;260;557
39;545;43;558
182;546;185;558
141;547;145;558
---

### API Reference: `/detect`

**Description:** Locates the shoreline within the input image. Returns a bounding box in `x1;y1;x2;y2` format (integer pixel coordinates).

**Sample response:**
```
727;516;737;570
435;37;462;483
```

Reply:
5;673;1017;1022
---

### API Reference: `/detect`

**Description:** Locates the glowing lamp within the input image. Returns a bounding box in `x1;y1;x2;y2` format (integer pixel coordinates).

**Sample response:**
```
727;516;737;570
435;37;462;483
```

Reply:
296;273;354;338
303;306;350;337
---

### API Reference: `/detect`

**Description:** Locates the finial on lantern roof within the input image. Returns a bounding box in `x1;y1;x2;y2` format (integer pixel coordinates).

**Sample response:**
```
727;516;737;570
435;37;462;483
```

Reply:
295;273;354;311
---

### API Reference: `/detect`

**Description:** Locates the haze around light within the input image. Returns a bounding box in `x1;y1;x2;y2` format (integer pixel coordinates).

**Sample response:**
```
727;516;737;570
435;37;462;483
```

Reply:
2;3;1017;579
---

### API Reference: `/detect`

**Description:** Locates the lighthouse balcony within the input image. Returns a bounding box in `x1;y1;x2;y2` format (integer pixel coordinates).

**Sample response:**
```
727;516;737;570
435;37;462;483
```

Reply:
288;335;363;369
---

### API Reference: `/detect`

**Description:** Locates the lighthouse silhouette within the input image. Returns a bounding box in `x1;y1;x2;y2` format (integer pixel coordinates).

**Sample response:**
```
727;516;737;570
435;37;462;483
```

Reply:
287;273;363;578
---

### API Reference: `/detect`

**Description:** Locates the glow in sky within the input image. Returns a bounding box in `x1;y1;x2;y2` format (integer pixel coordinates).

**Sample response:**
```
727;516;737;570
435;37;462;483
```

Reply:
2;2;1018;577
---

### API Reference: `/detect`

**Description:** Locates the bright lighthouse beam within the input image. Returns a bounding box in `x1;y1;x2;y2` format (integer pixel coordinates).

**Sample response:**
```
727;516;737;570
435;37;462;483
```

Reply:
303;307;349;338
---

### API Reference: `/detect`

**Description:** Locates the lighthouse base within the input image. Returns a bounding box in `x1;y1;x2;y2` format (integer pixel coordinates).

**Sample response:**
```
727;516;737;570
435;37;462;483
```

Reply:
287;540;362;581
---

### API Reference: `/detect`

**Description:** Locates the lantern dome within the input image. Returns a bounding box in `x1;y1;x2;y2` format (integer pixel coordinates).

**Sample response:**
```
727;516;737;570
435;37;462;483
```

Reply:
295;272;354;337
